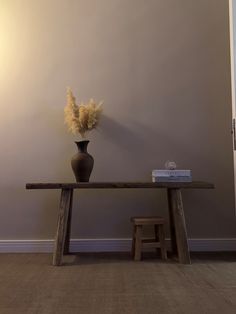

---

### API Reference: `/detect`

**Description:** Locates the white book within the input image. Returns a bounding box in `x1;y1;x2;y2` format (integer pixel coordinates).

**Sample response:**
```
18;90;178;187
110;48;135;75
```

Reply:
152;176;192;183
152;169;191;177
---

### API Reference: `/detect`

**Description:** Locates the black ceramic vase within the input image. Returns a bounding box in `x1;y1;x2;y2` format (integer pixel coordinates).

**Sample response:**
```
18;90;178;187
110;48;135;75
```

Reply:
71;140;94;182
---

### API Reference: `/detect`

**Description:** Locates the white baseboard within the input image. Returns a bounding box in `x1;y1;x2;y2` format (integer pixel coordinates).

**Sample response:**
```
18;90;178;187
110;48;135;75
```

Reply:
0;238;235;253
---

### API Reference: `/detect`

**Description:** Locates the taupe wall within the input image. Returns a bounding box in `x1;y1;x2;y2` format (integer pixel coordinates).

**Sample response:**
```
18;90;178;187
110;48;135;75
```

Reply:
0;0;235;239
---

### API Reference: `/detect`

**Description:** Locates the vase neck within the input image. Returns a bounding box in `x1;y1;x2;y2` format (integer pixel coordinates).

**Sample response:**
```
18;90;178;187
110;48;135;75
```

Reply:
75;140;89;153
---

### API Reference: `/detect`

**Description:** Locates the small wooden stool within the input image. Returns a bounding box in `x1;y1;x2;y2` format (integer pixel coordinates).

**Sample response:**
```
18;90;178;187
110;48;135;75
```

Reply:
130;216;167;261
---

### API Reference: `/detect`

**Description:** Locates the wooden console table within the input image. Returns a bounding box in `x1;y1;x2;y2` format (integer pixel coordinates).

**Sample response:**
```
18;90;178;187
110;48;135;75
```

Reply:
26;182;214;266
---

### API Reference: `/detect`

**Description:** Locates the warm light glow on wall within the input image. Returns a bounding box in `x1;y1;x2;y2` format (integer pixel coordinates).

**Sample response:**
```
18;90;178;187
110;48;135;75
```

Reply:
0;5;22;87
0;8;11;78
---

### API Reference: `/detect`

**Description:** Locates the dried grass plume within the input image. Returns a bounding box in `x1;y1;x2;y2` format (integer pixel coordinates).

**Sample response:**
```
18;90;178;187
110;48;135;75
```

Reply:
64;88;103;138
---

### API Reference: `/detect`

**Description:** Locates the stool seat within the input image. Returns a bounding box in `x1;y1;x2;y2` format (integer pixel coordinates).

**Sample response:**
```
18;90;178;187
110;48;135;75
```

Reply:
131;216;165;225
131;216;167;261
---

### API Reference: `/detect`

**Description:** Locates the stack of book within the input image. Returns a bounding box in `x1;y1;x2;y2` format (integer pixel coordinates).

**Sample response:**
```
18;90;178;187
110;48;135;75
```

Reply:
152;169;192;182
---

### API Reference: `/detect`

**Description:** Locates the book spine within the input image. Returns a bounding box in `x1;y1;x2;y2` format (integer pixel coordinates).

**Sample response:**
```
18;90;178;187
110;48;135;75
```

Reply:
152;170;191;177
152;176;192;182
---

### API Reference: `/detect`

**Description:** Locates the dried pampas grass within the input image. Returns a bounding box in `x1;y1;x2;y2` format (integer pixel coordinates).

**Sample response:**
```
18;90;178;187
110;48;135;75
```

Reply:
64;88;103;138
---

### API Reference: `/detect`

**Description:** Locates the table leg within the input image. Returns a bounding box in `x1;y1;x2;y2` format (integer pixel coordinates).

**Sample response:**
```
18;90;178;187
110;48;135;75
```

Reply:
167;189;177;256
167;188;191;264
64;189;74;255
53;188;73;266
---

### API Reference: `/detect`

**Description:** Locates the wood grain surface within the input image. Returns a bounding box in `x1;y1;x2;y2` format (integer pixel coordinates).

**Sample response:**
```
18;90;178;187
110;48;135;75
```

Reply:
26;181;214;190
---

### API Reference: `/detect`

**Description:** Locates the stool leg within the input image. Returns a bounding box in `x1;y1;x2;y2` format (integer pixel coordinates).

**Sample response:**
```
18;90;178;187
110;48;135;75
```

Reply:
134;225;142;261
131;224;136;258
158;224;167;260
154;225;159;255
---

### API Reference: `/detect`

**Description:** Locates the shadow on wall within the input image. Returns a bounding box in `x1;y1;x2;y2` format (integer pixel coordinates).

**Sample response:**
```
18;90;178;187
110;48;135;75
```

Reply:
99;114;160;154
97;114;148;150
98;114;201;166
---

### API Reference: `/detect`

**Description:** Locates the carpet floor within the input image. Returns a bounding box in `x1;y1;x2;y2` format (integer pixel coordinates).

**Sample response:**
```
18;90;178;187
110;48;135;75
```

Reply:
0;252;236;314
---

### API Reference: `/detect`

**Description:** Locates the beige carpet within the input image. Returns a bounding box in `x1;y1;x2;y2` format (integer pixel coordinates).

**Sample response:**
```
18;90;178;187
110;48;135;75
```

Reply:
0;252;236;314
